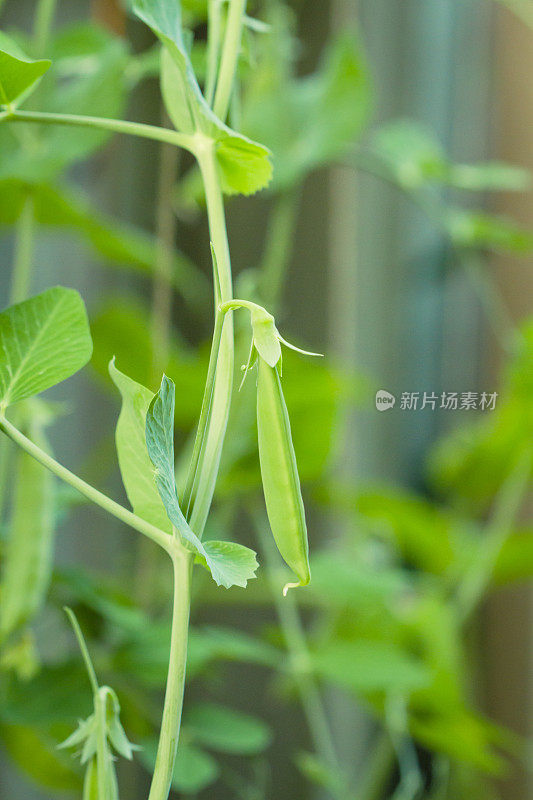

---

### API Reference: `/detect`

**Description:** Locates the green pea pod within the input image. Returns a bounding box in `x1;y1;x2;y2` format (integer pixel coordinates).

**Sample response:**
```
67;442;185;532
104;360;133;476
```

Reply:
256;357;310;592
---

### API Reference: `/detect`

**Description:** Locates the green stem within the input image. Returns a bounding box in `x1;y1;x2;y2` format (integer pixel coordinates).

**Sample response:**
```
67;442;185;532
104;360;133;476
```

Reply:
205;0;223;107
0;415;171;551
151;117;180;380
255;512;342;795
64;607;99;694
147;549;193;800
34;0;57;55
1;109;193;151
455;447;532;621
188;144;234;537
10;195;35;305
213;0;247;121
182;304;226;519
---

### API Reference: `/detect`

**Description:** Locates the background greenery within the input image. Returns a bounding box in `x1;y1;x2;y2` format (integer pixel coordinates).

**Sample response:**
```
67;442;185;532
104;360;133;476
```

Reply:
0;0;532;799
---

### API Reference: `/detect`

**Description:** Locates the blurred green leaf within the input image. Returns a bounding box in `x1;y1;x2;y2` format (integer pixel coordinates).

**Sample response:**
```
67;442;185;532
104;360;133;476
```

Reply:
0;32;50;106
311;640;430;693
241;8;370;191
447;209;533;253
140;737;219;794
0;179;205;306
493;528;533;585
368;119;530;194
91;300;206;428
447;161;530;191
0;723;82;792
0;287;92;409
186;702;271;754
355;487;469;575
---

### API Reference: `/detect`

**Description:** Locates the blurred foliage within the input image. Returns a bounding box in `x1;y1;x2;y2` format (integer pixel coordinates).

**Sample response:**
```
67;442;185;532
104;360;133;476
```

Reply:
0;1;531;799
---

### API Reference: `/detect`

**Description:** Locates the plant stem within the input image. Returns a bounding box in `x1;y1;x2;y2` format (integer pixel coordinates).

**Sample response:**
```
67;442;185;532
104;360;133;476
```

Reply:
254;512;342;794
188;144;234;537
205;0;223;107
455;447;532;621
10;195;35;305
151;116;179;380
147;548;193;800
34;0;57;55
213;0;247;121
182;303;225;519
0;415;171;551
1;109;193;151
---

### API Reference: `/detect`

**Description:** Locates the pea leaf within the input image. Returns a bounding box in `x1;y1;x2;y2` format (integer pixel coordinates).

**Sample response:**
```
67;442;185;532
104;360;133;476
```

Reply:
0;32;51;106
92;301;206;426
134;0;272;195
194;541;259;589
186;702;271;755
145;375;258;588
108;360;171;534
0;287;93;410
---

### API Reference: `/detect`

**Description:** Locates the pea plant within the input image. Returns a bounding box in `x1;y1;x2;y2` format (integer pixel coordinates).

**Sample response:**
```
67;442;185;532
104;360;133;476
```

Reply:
0;1;316;796
1;1;532;799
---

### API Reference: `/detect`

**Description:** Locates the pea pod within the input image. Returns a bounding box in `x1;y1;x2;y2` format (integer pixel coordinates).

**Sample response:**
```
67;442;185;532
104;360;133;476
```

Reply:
256;356;310;592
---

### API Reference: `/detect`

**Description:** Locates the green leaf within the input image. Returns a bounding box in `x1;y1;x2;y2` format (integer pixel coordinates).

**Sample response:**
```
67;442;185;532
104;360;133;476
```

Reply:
145;375;259;588
446;161;530;192
0;723;82;793
0;32;51;106
186;702;271;755
195;541;259;589
108;360;170;533
140;738;219;794
92;301;206;427
0;287;93;410
368;119;447;189
446;209;533;253
0;409;55;641
134;0;272;195
0;179;205;307
311;640;430;694
241;16;370;190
